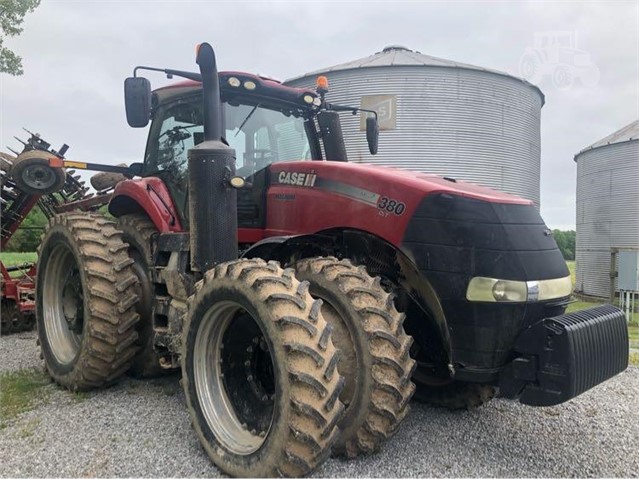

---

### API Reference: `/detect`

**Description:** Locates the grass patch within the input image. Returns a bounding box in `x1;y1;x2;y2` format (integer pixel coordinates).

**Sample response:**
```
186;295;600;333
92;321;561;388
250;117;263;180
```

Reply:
0;252;37;268
566;299;605;314
0;368;50;428
629;323;639;350
72;391;90;403
18;417;40;438
0;252;37;278
566;260;575;288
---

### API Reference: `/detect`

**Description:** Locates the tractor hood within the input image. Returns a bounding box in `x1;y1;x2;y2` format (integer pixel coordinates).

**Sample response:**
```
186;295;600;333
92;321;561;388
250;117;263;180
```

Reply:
270;158;566;276
270;160;531;212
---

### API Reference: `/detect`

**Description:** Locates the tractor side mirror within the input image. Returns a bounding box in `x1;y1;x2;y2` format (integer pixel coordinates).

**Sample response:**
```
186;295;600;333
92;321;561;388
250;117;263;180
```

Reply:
366;116;379;155
124;77;152;127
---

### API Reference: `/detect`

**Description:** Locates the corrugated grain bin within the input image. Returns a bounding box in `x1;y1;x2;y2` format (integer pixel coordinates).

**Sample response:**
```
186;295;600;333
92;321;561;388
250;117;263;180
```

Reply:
575;120;639;298
286;45;544;204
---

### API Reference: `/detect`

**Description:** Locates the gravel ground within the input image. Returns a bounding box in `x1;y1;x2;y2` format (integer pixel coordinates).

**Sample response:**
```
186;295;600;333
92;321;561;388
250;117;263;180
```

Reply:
1;331;638;478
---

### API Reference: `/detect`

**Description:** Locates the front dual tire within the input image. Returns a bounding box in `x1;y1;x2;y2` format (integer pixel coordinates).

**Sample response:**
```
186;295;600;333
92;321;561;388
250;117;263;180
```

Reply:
294;257;416;458
182;259;345;477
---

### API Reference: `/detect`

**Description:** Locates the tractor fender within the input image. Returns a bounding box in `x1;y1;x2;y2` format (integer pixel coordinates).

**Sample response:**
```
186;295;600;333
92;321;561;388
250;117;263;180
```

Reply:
108;178;183;233
243;229;452;362
241;234;295;259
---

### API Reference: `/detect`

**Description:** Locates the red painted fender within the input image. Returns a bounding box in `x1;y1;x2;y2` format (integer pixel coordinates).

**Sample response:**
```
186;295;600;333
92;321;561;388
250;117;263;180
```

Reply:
109;177;183;232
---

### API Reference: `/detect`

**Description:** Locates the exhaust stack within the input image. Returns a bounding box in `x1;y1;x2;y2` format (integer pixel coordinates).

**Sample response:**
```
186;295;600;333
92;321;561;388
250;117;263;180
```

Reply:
188;43;238;272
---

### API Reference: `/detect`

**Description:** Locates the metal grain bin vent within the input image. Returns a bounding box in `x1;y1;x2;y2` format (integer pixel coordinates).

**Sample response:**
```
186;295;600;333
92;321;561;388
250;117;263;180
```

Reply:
286;46;544;205
575;120;639;298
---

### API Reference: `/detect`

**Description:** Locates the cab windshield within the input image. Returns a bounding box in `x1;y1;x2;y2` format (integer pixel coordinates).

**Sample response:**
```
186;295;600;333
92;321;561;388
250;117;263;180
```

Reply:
144;96;312;181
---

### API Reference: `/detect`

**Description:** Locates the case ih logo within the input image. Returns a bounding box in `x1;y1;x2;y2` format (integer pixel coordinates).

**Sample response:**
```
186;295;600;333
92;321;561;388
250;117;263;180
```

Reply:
360;95;397;130
277;171;317;187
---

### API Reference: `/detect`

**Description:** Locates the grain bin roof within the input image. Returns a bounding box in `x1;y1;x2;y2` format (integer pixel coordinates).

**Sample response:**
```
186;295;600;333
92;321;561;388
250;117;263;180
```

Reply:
575;120;639;159
288;45;543;102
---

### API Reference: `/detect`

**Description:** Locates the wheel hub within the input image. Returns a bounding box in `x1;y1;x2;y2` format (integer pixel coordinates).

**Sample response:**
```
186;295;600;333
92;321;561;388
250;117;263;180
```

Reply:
61;273;83;334
243;336;276;403
194;302;276;455
21;164;57;191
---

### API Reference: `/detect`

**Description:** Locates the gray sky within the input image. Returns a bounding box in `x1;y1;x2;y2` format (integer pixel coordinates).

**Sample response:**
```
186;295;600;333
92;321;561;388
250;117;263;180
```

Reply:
1;0;637;229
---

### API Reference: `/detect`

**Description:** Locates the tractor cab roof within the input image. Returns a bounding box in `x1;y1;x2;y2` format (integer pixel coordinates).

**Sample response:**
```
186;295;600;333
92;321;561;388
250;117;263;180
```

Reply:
154;71;320;118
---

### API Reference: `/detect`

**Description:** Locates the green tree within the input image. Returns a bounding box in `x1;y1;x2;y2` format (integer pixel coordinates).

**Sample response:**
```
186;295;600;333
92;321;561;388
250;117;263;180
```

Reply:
553;229;576;261
0;0;41;76
3;207;47;252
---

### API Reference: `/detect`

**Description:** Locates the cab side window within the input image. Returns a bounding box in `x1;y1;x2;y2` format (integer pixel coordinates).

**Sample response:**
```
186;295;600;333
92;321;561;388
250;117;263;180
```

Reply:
147;99;203;183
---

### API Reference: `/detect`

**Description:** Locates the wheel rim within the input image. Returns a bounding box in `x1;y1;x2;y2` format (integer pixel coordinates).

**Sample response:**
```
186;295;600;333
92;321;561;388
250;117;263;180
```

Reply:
43;244;83;364
194;301;276;455
20;164;58;191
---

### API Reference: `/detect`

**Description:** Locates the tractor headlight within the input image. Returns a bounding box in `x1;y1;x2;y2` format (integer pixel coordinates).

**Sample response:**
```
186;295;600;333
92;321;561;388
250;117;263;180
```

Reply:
228;77;241;87
466;276;572;303
492;280;528;302
243;80;257;90
536;276;573;301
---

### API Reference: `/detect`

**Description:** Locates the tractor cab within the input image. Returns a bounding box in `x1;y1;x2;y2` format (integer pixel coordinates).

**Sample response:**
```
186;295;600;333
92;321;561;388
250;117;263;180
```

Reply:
142;74;320;226
126;70;378;228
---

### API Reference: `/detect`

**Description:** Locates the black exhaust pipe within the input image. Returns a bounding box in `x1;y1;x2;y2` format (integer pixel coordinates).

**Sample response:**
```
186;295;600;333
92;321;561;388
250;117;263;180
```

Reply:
188;43;237;272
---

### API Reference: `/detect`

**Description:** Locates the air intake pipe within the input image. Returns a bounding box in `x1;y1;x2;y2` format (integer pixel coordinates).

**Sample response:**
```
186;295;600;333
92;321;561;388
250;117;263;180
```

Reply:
188;43;238;272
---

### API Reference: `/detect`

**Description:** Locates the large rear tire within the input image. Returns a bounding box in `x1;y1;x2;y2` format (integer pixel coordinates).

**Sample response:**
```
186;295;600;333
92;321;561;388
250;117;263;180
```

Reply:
182;259;344;477
294;257;416;458
116;213;166;378
36;213;140;391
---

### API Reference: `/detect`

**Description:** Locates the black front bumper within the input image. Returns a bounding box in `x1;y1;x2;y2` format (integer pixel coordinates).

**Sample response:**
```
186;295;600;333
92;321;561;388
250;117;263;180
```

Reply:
499;304;629;406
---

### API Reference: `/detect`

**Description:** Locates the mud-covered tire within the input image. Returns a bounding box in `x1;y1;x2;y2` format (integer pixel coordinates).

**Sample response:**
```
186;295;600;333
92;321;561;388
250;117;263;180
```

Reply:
10;150;66;195
36;213;140;391
413;381;496;410
182;258;345;477
116;214;166;378
294;257;416;458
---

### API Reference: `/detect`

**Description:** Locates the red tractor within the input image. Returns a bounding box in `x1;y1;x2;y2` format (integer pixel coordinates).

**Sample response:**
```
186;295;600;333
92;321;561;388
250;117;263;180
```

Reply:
26;44;628;477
